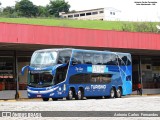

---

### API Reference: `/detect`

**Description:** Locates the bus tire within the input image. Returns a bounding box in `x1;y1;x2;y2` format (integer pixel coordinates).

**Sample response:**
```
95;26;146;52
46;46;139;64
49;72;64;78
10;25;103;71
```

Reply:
110;88;115;98
66;89;73;100
52;98;58;101
76;89;83;100
116;88;122;98
42;98;49;101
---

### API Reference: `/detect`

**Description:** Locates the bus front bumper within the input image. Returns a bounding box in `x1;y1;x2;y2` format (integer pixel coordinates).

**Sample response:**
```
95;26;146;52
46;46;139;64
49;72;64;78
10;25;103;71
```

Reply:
27;86;66;98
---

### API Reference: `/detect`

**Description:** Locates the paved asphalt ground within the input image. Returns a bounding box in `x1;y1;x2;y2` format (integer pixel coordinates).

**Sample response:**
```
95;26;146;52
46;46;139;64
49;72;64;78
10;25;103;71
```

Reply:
0;95;160;120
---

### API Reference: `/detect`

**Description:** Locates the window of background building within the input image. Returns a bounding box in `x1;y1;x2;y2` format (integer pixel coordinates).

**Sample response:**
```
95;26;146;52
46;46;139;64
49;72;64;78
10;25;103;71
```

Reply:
141;57;160;89
0;57;14;91
86;12;91;16
80;13;85;16
92;12;98;15
68;15;73;18
74;14;79;17
99;11;104;13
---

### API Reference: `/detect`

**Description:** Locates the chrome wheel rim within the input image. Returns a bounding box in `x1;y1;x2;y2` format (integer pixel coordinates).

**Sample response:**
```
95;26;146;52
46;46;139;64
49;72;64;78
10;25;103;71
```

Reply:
117;89;121;97
111;89;114;98
78;90;82;100
69;90;73;99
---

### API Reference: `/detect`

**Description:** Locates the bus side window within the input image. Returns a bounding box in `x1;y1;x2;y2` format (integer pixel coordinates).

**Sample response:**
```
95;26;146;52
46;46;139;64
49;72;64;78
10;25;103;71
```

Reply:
121;56;128;65
127;55;131;65
117;54;125;66
83;53;93;64
103;54;110;65
93;54;103;65
72;52;83;65
103;54;117;65
58;50;71;64
107;54;117;65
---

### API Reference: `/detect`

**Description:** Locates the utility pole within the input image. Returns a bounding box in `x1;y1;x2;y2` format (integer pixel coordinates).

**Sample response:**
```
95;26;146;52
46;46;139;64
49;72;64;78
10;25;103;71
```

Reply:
14;50;19;99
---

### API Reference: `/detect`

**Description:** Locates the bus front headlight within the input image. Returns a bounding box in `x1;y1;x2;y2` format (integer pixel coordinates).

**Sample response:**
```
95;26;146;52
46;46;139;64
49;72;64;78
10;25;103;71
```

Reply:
63;84;66;91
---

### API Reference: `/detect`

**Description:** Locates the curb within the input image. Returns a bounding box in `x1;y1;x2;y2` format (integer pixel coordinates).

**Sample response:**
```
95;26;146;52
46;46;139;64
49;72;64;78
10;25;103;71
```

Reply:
0;98;42;102
130;94;160;97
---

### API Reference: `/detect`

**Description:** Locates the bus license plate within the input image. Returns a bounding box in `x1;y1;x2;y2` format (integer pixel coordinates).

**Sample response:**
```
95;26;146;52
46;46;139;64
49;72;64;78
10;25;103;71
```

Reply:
37;95;42;98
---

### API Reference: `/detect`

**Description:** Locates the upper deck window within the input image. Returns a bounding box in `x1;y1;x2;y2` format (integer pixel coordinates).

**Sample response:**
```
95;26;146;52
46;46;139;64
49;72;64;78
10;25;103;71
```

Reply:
30;51;57;67
58;50;72;64
84;53;93;64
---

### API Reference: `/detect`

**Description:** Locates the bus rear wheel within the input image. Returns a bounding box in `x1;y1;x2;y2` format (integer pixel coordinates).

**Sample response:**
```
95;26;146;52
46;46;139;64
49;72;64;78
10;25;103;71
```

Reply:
110;88;115;98
42;98;49;101
66;89;73;100
76;89;83;100
116;88;122;98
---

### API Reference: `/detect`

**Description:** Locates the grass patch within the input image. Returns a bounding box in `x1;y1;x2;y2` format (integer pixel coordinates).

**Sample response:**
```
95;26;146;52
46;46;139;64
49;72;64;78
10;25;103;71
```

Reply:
0;17;159;32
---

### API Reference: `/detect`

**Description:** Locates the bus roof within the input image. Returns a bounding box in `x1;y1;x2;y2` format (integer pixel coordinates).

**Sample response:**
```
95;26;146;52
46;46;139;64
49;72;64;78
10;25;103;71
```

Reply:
34;48;131;55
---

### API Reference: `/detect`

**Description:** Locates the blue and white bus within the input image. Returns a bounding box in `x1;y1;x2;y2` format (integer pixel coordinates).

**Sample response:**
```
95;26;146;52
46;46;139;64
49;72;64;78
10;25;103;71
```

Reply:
22;48;132;101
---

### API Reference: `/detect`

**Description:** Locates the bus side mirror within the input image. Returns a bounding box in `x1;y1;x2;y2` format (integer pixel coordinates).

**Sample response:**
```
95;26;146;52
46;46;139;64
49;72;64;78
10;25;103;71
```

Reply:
21;65;29;75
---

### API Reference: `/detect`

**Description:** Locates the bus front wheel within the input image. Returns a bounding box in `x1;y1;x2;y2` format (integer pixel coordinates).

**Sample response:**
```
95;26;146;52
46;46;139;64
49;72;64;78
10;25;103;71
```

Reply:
42;98;49;101
66;89;73;100
110;88;115;98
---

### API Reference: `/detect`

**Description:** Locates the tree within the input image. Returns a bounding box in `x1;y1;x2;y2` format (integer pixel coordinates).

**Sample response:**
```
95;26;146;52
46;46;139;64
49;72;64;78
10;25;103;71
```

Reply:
0;2;1;10
37;6;49;17
15;0;38;17
3;6;15;15
2;6;18;18
47;0;70;17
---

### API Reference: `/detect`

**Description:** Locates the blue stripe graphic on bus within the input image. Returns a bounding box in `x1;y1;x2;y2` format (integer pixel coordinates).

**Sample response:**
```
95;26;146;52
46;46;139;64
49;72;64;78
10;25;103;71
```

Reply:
104;67;108;72
87;67;92;72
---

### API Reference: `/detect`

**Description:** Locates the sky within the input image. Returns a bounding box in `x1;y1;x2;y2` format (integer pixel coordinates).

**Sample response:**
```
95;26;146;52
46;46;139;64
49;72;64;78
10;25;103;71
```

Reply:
0;0;160;21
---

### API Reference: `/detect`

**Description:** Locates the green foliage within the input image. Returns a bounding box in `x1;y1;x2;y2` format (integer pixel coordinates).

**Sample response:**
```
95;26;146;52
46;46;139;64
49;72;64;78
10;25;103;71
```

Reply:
15;0;38;17
2;6;18;18
47;0;70;17
0;0;71;18
36;6;49;17
0;2;2;16
121;22;158;33
3;6;15;14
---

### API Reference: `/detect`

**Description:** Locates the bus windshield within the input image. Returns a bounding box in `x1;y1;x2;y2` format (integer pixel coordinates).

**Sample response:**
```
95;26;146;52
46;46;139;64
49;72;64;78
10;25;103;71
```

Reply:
30;51;58;67
28;71;54;87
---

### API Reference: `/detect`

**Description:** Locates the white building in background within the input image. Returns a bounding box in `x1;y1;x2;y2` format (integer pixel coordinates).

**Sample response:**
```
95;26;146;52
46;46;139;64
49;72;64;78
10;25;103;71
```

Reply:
60;7;160;22
103;7;121;21
60;7;121;21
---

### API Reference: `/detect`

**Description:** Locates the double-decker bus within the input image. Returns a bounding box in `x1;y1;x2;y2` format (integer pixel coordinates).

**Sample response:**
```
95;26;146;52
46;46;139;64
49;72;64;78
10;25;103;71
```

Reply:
22;48;132;101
